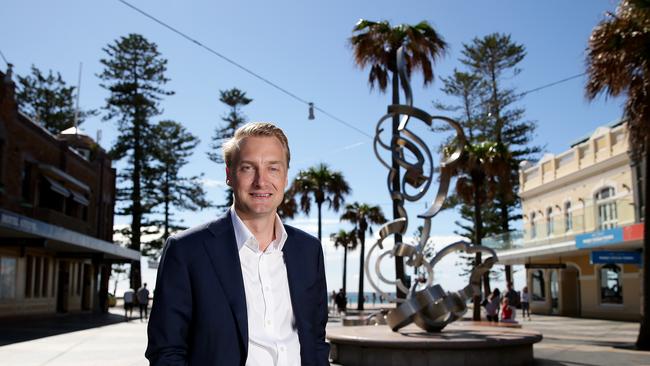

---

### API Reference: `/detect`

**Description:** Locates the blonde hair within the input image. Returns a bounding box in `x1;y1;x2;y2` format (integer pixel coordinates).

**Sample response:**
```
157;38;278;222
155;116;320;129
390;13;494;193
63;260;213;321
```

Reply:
222;122;290;168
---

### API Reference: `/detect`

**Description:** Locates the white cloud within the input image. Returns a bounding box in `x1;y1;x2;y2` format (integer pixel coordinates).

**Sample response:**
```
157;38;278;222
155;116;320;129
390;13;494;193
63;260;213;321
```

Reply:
200;178;226;188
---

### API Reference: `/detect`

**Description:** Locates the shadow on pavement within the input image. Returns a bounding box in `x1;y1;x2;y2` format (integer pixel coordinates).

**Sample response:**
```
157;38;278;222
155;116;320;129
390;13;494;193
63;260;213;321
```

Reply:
534;359;596;366
0;312;129;346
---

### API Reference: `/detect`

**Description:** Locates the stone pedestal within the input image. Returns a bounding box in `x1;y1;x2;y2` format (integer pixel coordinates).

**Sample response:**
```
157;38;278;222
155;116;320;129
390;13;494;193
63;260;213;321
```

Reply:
327;322;542;366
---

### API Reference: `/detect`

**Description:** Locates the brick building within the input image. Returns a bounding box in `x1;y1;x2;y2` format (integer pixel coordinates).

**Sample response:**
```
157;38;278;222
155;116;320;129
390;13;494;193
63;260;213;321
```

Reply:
0;65;139;317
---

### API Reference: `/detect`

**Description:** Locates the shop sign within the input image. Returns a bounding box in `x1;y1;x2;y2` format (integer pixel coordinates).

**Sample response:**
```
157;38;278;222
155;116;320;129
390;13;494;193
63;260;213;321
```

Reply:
590;251;642;265
575;227;623;249
623;223;644;242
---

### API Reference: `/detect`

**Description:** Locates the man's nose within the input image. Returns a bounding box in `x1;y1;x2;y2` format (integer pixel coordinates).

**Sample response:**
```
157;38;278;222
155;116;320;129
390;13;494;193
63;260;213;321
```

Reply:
253;169;268;186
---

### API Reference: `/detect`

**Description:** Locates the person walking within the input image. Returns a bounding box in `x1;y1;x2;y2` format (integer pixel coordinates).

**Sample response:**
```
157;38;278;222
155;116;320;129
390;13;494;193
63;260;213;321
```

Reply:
137;283;150;321
521;286;531;320
123;288;135;320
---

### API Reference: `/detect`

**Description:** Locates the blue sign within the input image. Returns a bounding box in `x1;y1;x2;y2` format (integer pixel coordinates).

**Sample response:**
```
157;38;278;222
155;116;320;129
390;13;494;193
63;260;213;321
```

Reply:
576;227;623;249
591;251;642;265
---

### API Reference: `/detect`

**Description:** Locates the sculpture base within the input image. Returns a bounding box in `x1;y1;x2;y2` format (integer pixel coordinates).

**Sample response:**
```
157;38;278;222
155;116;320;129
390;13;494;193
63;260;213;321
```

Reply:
327;322;542;366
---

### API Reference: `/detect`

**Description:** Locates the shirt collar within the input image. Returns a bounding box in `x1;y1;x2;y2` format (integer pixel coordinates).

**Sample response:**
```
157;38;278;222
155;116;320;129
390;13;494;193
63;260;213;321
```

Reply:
230;206;288;253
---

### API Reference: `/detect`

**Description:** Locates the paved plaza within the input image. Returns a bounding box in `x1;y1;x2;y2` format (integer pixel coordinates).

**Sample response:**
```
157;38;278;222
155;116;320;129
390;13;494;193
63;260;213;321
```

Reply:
0;308;648;366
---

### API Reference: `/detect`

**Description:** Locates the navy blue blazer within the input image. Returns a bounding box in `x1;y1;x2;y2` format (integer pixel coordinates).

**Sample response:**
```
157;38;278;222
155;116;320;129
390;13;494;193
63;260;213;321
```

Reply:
145;214;330;366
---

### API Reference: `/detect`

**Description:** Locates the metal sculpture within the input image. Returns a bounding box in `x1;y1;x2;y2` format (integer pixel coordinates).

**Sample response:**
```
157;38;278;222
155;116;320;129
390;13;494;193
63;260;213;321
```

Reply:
366;46;498;332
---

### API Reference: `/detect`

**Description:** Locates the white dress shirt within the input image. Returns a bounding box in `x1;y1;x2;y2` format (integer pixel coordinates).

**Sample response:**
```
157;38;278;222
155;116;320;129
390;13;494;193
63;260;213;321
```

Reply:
231;208;301;366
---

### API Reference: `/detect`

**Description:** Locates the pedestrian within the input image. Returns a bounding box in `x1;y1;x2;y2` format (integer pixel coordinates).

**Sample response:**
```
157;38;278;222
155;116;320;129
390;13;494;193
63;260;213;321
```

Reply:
521;286;531;320
146;123;329;365
331;290;337;313
485;288;501;322
137;283;150;321
372;292;376;305
335;288;347;315
123;288;135;320
500;297;517;323
505;281;520;308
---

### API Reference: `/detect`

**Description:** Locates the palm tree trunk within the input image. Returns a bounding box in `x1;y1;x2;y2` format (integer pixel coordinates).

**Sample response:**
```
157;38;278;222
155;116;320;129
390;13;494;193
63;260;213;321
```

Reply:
317;201;323;242
358;231;365;311
342;246;348;295
391;69;407;299
636;144;650;350
473;186;483;321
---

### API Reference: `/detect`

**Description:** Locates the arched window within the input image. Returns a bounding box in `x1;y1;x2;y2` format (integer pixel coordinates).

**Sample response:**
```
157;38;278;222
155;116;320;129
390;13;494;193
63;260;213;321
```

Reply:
595;187;617;230
546;207;553;236
564;201;572;232
530;212;537;239
531;270;545;301
600;264;623;304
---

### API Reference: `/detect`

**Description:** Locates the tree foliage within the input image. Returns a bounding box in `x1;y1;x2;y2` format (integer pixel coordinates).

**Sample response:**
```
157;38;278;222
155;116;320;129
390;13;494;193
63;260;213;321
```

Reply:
289;163;351;242
340;202;387;310
207;88;253;212
16;65;97;134
99;33;173;289
330;229;359;296
142;120;211;257
585;0;650;350
350;19;447;91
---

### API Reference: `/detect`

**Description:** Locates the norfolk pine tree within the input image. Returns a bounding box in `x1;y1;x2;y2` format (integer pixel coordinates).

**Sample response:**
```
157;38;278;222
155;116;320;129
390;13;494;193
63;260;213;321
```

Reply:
99;33;173;289
459;34;540;285
142;120;211;257
16;65;97;134
208;88;252;212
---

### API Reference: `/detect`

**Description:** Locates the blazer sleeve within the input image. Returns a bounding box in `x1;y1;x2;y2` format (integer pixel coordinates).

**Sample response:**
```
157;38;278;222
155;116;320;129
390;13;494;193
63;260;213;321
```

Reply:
145;236;193;366
314;242;331;366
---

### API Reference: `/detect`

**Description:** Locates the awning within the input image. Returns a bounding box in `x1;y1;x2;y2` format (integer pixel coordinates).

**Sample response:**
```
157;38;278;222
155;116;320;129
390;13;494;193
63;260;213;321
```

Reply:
39;164;90;193
71;190;89;206
0;209;139;261
44;176;70;197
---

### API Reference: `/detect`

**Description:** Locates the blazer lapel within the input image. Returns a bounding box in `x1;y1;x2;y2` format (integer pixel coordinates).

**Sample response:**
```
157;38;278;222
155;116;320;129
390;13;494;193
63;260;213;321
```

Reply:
203;214;248;357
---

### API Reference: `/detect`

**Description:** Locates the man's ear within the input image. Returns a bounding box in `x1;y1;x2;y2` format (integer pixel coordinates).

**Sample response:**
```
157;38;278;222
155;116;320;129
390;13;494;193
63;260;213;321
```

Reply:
226;166;232;187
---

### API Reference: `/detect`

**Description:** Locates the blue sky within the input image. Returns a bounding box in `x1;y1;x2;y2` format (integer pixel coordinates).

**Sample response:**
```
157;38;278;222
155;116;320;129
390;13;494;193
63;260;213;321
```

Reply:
2;0;623;294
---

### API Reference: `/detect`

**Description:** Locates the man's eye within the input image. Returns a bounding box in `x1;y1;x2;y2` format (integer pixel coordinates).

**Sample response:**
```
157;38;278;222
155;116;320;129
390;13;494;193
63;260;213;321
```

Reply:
240;166;252;171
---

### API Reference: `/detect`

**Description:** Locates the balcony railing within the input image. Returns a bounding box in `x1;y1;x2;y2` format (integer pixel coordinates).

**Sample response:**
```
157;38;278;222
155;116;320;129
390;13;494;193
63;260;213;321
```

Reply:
485;196;637;250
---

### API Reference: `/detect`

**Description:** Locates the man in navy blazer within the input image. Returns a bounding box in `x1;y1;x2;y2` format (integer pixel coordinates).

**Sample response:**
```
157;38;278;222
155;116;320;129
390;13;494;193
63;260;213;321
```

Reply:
145;123;329;366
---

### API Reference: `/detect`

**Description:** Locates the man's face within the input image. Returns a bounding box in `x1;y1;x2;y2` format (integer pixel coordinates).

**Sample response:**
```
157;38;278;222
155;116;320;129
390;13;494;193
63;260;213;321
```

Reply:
227;136;288;220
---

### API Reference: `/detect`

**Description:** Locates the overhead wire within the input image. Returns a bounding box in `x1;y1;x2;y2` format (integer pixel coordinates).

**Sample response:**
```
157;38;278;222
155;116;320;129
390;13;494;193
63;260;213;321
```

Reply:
0;49;9;66
116;0;589;144
116;0;373;140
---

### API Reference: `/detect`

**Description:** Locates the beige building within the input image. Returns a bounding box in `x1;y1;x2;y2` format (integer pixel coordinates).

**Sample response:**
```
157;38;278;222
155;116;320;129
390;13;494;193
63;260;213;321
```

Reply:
496;121;644;321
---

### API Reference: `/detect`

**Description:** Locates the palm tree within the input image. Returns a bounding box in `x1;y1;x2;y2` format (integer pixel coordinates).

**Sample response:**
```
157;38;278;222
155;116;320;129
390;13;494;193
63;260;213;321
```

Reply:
330;229;359;296
289;163;351;242
450;141;510;320
341;202;387;310
585;0;650;349
350;20;447;297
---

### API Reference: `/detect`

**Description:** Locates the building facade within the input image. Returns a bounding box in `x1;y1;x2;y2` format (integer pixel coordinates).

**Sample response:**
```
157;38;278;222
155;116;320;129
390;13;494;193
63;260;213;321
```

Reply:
0;66;139;317
495;121;644;321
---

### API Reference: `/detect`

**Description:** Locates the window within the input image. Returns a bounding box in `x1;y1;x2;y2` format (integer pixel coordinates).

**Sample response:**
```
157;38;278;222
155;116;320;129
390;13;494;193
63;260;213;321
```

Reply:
600;264;623;304
34;256;42;297
25;255;33;298
546;207;553;236
596;187;617;230
42;258;49;297
530;212;537;239
0;257;17;299
564;201;573;232
21;162;34;203
77;262;83;295
0;139;5;188
531;270;546;301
